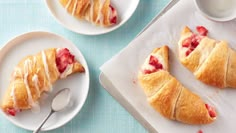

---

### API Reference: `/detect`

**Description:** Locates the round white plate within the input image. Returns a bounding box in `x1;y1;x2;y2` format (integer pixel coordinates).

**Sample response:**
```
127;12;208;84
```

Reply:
45;0;140;35
0;31;90;131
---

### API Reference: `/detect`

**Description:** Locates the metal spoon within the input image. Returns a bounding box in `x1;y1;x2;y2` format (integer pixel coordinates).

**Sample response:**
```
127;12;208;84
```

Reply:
33;88;71;133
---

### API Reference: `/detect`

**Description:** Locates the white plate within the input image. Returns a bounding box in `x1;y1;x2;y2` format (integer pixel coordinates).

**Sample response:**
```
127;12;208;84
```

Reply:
0;31;90;131
45;0;140;35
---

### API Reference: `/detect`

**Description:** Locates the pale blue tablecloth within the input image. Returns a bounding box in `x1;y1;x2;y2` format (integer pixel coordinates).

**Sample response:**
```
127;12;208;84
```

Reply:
0;0;170;132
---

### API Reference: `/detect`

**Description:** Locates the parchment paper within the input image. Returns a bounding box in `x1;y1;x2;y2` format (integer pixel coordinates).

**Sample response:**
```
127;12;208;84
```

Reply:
100;0;236;132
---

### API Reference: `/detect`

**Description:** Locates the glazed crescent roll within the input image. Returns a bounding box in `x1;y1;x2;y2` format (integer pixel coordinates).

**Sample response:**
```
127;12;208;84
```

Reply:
1;48;85;116
138;46;216;124
178;26;236;88
59;0;118;27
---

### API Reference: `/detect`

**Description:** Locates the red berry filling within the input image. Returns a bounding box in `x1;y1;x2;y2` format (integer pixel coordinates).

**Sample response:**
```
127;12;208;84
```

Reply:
205;104;216;118
196;26;208;36
182;26;208;56
143;55;163;74
6;108;17;116
185;50;192;56
109;5;117;24
56;48;75;73
182;34;201;56
198;130;203;133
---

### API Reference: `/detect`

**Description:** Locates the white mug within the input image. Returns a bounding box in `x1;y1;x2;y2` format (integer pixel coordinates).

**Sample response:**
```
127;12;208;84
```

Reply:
194;0;236;22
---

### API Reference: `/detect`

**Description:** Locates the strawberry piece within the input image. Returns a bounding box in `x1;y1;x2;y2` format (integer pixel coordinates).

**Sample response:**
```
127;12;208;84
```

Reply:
143;69;153;74
56;48;75;73
186;50;192;56
182;33;203;57
205;104;216;118
109;5;117;24
191;41;199;48
143;55;163;74
149;55;163;70
149;55;159;66
191;34;199;48
182;38;191;47
189;46;195;51
6;108;16;116
154;63;163;70
196;26;208;36
196;35;203;42
198;130;203;133
182;26;208;57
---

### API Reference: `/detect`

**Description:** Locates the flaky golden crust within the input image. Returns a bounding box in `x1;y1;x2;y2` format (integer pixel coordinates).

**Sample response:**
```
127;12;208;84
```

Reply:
2;48;60;111
178;26;236;88
226;49;236;88
1;48;85;113
181;26;191;35
181;37;216;72
195;41;229;88
138;46;215;124
138;71;173;98
175;87;215;124
138;45;170;97
148;78;181;120
59;0;115;26
72;61;85;73
86;0;111;26
100;0;111;26
60;0;90;19
152;46;169;71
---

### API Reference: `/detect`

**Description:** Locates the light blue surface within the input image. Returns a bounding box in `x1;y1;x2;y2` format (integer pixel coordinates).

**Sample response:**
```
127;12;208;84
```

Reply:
0;0;170;132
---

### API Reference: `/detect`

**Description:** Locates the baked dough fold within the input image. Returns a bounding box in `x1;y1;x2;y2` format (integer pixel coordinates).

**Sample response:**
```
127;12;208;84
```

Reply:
1;48;85;116
59;0;118;26
138;46;216;124
178;26;236;88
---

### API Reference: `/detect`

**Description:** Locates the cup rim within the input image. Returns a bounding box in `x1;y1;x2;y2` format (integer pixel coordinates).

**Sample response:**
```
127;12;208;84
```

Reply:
194;0;236;22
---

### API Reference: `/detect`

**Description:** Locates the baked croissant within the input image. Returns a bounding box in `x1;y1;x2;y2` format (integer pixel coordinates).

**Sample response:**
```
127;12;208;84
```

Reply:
178;26;236;88
59;0;118;27
138;46;216;124
1;48;85;116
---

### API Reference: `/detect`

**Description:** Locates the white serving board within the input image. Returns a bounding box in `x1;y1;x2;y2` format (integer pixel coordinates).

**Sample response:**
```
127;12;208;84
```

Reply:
100;0;236;132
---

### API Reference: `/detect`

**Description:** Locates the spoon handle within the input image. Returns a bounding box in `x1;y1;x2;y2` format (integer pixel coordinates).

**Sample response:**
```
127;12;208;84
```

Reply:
33;110;54;133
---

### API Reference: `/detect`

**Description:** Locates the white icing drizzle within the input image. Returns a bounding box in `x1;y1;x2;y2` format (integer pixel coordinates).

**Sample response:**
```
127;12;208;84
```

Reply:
65;0;72;10
10;56;42;112
10;67;23;110
60;64;73;78
72;0;78;16
88;0;94;21
41;51;52;91
56;48;61;53
24;73;38;111
23;59;40;113
95;0;106;25
10;83;18;110
65;0;110;25
32;74;40;98
108;4;112;21
12;67;22;80
33;56;37;67
24;59;32;73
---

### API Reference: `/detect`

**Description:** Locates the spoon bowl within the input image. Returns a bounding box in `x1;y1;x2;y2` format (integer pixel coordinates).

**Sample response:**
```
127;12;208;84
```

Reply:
52;88;71;111
33;88;71;133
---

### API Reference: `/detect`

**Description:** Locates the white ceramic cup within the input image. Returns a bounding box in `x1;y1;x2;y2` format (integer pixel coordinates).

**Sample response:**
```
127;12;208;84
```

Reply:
194;0;236;22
